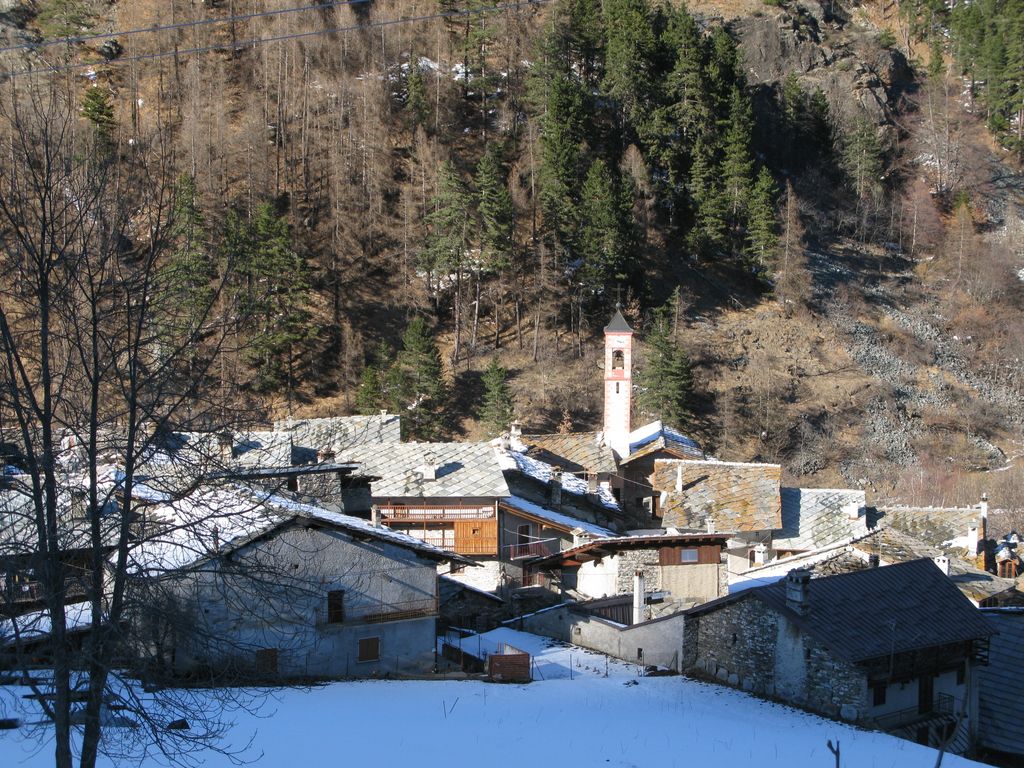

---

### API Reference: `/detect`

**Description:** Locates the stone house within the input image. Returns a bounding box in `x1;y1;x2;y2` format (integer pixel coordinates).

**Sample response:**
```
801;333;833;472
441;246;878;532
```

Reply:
128;483;469;680
653;459;783;574
525;532;730;608
683;559;994;754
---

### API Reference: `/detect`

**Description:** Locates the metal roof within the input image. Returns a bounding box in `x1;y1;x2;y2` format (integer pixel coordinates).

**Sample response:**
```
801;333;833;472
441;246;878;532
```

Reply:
342;442;510;500
977;610;1024;756
604;309;633;333
653;459;782;532
693;559;995;664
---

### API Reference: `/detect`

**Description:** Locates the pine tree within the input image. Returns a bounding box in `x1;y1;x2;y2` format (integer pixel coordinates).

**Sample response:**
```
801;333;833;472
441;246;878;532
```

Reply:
156;174;215;345
232;203;312;393
601;0;658;128
81;86;116;142
687;138;728;258
405;58;430;130
538;69;587;250
422;161;472;275
842;116;884;202
721;86;755;241
393;316;448;440
746;166;778;269
578;159;632;299
479;357;515;436
638;294;692;426
355;341;395;415
475;146;514;272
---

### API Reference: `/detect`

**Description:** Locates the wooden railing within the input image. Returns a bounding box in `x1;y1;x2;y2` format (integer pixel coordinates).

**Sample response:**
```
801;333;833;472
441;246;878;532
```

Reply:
379;504;494;522
507;540;556;560
871;693;956;732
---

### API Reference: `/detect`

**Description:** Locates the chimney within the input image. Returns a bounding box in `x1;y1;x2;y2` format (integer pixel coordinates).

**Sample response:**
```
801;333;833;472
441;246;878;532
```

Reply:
933;556;950;576
980;493;989;551
967;522;980;557
785;569;811;615
632;570;645;625
216;431;234;462
509;420;522;440
317;447;336;464
370;505;380;528
705;517;716;534
753;543;767;566
549;469;563;508
587;473;599;494
868;553;880;568
417;452;438;482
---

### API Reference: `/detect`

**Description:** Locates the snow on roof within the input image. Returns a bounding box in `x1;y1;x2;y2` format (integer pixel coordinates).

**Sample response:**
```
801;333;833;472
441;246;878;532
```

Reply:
343;442;510;499
501;495;615;538
496;448;619;510
0;602;94;646
626;420;703;459
128;483;462;576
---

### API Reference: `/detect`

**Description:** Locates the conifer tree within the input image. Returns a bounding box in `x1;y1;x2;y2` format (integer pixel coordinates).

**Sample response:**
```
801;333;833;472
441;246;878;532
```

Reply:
81;86;116;143
156;174;216;345
721;86;755;239
475;146;514;272
393;316;448;440
405;59;430;130
578;159;632;299
233;203;312;393
479;357;515;436
687;138;728;258
746;167;778;269
602;0;658;128
355;341;395;415
638;294;692;426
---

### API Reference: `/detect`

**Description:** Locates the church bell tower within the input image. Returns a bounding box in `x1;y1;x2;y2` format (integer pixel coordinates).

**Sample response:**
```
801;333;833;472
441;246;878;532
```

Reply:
603;306;634;461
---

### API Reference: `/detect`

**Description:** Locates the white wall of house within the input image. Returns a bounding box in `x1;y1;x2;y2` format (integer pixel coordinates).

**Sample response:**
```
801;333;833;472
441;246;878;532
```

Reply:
576;558;619;598
513;605;688;671
162;525;440;678
442;559;503;592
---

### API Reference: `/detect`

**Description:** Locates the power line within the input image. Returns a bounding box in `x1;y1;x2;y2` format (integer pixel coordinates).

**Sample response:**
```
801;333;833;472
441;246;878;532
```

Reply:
0;0;367;55
5;0;548;80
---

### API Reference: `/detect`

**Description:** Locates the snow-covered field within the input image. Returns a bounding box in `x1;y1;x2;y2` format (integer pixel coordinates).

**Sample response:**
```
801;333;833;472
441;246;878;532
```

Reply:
0;629;986;767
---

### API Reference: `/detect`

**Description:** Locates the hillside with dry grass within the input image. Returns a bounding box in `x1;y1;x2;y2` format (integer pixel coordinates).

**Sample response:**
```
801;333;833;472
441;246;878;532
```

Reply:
0;0;1021;508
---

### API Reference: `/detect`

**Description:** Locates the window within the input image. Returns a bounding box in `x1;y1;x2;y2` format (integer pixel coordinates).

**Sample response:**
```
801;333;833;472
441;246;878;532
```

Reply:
612;350;624;370
517;524;531;545
872;684;886;706
255;648;278;675
327;590;345;624
358;637;380;662
679;548;699;563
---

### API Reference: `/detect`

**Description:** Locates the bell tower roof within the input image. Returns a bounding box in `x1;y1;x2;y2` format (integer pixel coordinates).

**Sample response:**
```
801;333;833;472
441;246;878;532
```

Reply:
604;307;633;334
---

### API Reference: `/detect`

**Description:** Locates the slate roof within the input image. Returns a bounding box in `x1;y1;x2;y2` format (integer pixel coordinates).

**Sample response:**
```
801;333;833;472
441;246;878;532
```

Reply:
604;309;633;333
773;487;870;552
342;442;509;500
850;527;1020;604
530;531;730;567
523;432;618;475
501;495;615;538
977;610;1024;755
653;459;782;532
622;420;703;464
691;559;995;664
273;414;402;462
876;503;984;550
496;448;620;510
128;482;469;575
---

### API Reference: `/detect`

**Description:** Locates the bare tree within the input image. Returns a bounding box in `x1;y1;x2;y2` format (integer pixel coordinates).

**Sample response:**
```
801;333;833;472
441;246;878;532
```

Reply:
0;79;258;768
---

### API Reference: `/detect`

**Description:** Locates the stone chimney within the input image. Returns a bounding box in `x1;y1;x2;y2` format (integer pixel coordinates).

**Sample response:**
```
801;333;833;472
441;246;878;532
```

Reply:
933;555;951;576
967;522;980;557
868;553;880;568
509;420;522;440
549;469;563;508
587;473;599;494
785;569;811;615
317;447;336;463
632;570;645;625
979;493;989;553
705;517;716;534
416;452;438;482
370;505;380;528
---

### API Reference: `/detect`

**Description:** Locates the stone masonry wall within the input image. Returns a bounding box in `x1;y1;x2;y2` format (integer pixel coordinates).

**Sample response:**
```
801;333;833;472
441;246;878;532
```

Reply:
614;549;663;595
801;634;866;720
690;598;779;694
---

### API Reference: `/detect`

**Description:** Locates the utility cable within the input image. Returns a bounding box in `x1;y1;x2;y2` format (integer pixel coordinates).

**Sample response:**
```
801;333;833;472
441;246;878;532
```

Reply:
5;0;549;80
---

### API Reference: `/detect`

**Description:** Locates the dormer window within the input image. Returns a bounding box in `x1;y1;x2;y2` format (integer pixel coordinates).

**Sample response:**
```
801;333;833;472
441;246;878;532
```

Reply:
612;350;624;370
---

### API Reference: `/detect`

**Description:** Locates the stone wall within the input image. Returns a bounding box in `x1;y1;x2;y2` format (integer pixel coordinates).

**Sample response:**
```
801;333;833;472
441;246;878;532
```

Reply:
687;595;867;720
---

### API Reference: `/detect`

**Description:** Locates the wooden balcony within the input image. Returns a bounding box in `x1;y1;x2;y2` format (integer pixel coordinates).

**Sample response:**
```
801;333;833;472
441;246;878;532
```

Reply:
508;540;557;560
379;504;494;522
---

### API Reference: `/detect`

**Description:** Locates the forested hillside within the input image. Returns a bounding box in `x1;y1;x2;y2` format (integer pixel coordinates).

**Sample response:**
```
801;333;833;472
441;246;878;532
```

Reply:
0;0;1021;505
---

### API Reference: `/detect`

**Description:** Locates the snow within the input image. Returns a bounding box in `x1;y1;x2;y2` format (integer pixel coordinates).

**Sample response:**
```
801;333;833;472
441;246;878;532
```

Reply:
627;419;702;455
0;602;94;645
495;448;620;510
0;628;987;768
502;495;615;538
